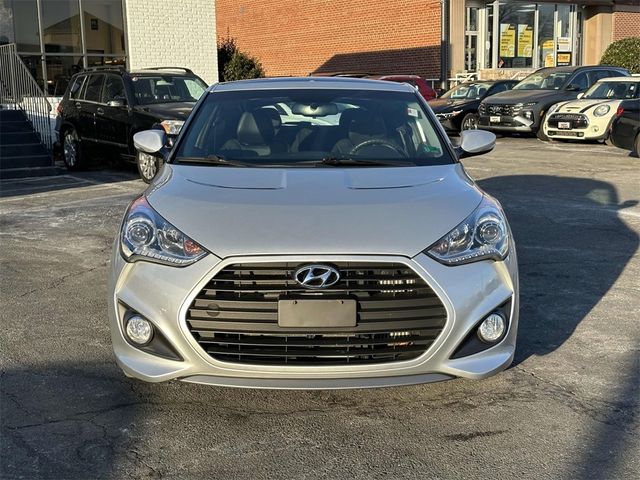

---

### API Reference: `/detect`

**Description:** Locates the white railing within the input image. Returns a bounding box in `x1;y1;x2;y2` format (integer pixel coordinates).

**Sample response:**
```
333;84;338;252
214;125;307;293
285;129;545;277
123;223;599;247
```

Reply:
0;43;53;149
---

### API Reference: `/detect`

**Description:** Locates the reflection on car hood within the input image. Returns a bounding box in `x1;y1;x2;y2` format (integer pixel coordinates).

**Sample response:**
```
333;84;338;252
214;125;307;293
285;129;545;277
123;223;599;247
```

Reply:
428;98;476;112
483;89;565;105
146;164;483;258
133;102;196;120
552;98;624;114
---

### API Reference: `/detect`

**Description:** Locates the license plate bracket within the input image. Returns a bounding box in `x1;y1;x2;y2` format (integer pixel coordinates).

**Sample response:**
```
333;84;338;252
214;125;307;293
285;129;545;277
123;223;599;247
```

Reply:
278;299;357;328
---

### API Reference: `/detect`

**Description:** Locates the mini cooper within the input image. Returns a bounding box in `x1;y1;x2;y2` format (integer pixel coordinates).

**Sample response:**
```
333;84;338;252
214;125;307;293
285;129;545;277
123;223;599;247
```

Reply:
108;77;518;389
542;76;640;142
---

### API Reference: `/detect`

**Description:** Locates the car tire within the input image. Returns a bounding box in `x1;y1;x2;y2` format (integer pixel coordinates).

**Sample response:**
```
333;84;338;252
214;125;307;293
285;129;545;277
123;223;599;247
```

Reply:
137;151;163;183
460;113;479;131
634;133;640;158
536;121;549;142
62;128;84;170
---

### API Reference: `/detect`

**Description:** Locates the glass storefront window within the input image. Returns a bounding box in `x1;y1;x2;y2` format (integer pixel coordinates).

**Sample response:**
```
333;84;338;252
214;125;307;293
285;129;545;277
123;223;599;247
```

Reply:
41;0;83;53
497;2;535;69
538;3;555;68
87;55;126;67
1;0;40;52
83;0;125;55
484;3;494;69
44;55;83;95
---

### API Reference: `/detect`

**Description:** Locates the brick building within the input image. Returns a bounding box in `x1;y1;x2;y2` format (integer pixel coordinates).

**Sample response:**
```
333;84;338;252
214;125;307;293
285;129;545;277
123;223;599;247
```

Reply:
217;0;640;83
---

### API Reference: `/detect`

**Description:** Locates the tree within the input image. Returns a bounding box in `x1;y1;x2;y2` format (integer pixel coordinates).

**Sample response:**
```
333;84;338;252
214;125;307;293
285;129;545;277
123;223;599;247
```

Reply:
600;37;640;74
217;34;265;82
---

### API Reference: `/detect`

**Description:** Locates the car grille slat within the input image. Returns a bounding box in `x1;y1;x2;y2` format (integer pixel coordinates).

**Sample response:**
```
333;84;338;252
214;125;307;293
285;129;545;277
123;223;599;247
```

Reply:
548;113;589;128
186;262;447;366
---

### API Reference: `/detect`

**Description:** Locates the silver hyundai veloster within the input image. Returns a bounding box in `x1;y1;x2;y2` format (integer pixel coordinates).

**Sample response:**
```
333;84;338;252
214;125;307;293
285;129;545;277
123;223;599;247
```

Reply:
108;77;518;389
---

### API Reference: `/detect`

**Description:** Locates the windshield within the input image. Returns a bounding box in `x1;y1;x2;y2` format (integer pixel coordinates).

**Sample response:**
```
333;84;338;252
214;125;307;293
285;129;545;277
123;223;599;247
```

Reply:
442;82;493;100
583;81;639;100
173;89;453;167
132;75;207;105
514;71;571;90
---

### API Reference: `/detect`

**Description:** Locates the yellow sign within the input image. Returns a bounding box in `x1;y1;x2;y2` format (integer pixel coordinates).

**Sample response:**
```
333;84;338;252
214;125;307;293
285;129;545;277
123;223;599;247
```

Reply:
542;40;554;50
518;24;533;57
545;54;555;67
500;23;516;58
557;52;572;66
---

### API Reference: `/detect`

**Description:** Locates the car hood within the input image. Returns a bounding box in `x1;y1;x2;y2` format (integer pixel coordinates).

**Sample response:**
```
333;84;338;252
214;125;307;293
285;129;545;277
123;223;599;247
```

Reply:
133;102;195;120
483;89;563;105
146;163;483;258
553;98;623;114
428;98;476;113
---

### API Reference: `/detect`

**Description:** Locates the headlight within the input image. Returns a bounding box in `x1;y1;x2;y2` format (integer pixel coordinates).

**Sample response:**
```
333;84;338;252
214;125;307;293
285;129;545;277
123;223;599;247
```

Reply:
120;196;207;266
426;196;510;265
593;105;611;117
160;120;185;135
436;110;462;120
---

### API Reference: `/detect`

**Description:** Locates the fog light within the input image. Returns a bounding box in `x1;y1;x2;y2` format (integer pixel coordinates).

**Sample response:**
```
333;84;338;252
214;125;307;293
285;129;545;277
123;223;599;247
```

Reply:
477;313;506;343
126;315;153;345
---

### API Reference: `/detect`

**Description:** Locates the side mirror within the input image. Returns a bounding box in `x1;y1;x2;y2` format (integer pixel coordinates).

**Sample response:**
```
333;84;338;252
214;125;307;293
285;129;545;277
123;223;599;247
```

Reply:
576;92;584;99
456;129;496;159
133;130;166;154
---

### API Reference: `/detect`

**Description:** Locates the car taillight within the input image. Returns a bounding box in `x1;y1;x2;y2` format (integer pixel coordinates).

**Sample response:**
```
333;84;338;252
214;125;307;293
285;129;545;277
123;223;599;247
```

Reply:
616;106;624;117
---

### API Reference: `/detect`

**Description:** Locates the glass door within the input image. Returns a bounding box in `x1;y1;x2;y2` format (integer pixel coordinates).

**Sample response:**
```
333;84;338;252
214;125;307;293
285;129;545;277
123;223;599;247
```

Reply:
465;5;480;72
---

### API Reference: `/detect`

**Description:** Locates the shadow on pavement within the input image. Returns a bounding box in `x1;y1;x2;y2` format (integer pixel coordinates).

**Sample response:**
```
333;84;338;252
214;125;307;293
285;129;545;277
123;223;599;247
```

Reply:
478;174;639;478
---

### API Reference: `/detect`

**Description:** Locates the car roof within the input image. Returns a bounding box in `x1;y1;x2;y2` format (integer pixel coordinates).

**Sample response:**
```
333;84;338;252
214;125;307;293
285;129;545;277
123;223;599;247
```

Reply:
212;76;416;93
595;76;640;83
535;65;627;74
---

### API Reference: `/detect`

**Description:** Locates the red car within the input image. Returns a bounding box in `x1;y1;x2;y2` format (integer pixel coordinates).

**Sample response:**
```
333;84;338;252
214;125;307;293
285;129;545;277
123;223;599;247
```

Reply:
367;75;438;100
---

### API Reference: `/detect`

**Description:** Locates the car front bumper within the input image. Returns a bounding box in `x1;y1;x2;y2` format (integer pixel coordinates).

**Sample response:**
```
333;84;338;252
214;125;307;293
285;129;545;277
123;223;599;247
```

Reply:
478;114;538;133
108;247;519;389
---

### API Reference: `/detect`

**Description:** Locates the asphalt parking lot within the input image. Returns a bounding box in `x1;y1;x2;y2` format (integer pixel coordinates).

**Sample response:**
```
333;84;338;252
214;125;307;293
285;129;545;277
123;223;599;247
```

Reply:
1;137;638;479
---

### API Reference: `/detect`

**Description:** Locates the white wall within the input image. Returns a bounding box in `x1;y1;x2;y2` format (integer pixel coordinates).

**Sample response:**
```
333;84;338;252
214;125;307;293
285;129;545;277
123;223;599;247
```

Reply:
123;0;218;84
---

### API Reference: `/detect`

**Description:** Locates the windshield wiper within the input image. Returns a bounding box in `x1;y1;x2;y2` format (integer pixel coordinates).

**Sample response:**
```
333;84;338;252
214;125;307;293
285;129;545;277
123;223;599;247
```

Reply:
174;154;250;167
318;156;415;167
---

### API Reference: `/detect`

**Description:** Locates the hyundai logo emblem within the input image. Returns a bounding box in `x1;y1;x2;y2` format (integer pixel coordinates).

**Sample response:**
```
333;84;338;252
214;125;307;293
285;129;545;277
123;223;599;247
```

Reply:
294;264;340;289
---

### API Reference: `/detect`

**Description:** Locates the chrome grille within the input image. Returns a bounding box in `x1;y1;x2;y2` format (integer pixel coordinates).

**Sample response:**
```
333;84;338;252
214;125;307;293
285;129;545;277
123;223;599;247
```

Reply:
186;262;447;366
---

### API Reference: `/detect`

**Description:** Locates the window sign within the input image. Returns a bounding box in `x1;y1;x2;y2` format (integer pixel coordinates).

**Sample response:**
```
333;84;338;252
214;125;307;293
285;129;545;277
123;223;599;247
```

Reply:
556;52;572;66
499;23;516;57
542;39;555;67
557;37;572;52
518;24;533;57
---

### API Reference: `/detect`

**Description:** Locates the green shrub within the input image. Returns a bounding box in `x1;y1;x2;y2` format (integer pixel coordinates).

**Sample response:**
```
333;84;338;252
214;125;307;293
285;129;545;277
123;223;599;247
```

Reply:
217;35;265;82
600;37;640;74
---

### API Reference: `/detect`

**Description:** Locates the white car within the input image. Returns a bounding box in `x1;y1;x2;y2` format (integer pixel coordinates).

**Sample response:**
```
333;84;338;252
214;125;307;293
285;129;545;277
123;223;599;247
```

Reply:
543;76;640;141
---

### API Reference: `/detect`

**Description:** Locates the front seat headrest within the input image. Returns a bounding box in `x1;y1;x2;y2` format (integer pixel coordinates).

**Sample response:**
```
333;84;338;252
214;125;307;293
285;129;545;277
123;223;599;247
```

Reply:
237;110;275;146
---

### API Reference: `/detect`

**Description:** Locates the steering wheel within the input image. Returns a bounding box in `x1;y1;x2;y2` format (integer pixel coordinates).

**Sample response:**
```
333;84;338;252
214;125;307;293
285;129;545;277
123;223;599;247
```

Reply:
349;139;408;157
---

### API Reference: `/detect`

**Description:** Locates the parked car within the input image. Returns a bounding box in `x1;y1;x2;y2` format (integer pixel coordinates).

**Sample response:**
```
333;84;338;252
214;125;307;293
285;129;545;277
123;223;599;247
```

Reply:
55;66;207;182
311;72;438;100
478;65;630;140
429;80;519;132
609;98;640;156
542;76;640;142
109;76;519;389
367;75;438;100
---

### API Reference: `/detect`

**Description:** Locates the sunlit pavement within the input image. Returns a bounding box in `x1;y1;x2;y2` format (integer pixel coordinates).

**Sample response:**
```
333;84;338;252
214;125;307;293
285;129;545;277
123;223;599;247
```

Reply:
1;137;638;479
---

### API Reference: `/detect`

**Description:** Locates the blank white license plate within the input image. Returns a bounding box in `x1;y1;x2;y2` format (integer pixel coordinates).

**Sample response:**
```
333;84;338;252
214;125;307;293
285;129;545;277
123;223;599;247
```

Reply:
490;116;501;123
558;121;571;129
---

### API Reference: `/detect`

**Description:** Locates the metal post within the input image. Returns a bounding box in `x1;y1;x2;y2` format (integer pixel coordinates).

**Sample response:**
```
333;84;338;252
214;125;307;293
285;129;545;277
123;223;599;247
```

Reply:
9;47;18;109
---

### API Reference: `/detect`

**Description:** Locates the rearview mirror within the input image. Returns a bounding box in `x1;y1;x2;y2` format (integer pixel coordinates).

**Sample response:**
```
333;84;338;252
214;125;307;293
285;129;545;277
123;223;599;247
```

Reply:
133;130;166;154
456;129;496;159
565;84;581;92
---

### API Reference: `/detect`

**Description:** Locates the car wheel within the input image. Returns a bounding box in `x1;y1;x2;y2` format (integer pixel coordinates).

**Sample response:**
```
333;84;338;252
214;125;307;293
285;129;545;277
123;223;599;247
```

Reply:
137;151;162;183
62;128;84;170
634;133;640;158
460;113;479;131
536;120;549;141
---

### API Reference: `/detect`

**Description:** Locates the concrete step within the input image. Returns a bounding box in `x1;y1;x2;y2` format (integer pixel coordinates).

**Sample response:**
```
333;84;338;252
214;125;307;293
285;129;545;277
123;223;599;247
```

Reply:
0;109;27;121
0;131;41;145
0;165;64;180
1;142;49;158
0;154;52;169
0;120;34;133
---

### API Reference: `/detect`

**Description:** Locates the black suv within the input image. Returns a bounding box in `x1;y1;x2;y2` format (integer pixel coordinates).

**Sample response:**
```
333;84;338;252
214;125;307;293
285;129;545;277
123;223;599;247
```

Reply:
478;65;630;140
56;66;207;181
